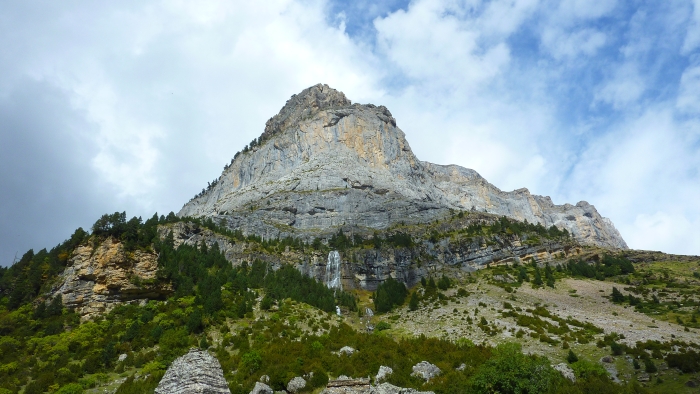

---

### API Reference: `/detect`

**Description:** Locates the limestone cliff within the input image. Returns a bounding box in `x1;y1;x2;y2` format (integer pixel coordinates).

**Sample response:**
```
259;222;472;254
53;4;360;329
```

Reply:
52;238;172;319
161;217;584;292
179;84;627;250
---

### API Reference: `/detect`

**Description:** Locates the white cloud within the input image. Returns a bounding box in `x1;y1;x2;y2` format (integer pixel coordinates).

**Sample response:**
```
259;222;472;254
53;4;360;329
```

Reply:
629;212;700;255
565;108;700;253
1;0;383;212
541;27;607;60
1;0;700;260
374;0;513;89
553;0;618;22
682;0;700;54
595;64;646;109
677;64;700;114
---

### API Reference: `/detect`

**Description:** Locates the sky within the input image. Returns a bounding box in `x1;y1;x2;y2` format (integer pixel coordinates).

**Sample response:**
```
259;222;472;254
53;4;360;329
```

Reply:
1;0;699;265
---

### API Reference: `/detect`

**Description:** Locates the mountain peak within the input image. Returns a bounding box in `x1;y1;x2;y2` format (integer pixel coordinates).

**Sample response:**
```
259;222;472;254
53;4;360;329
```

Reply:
179;84;627;250
261;83;352;141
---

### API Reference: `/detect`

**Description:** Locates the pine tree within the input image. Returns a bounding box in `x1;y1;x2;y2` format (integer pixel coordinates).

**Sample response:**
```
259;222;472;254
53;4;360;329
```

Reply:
567;349;578;364
533;269;543;287
611;287;625;303
409;292;419;311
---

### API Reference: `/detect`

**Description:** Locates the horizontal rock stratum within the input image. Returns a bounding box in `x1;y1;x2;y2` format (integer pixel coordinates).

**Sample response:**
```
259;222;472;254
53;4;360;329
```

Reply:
179;84;627;249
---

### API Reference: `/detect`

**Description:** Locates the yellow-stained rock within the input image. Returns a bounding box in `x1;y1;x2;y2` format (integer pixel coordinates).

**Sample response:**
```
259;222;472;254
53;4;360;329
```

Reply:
52;238;172;320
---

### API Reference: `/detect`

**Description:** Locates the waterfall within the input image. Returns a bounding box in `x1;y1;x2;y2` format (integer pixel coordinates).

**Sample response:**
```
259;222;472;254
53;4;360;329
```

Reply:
364;307;374;317
325;251;342;290
336;306;342;316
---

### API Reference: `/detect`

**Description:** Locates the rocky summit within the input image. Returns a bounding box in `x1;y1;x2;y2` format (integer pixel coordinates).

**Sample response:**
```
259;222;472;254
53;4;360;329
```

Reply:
179;84;626;249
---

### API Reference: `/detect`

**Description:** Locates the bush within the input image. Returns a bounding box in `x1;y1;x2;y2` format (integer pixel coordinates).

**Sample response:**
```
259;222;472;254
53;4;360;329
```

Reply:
644;358;657;373
471;343;559;394
409;292;419;311
666;350;700;373
309;369;329;389
610;342;623;356
611;287;625;303
114;372;163;394
567;349;578;364
240;350;262;375
375;322;391;331
56;383;84;394
570;359;607;379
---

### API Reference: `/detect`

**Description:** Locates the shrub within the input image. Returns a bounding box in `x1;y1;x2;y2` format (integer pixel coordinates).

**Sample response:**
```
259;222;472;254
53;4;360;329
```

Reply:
375;322;391;331
611;287;625;303
666;350;700;373
56;384;84;394
309;369;329;389
240;350;262;375
610;342;623;356
644;358;657;373
409;292;419;311
471;343;558;394
567;350;578;364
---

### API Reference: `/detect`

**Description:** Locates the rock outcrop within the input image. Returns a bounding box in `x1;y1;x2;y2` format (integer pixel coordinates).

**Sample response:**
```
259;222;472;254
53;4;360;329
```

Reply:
375;366;393;383
179;84;626;250
52;238;172;319
286;376;306;393
155;348;231;394
249;382;273;394
552;363;576;382
410;361;441;382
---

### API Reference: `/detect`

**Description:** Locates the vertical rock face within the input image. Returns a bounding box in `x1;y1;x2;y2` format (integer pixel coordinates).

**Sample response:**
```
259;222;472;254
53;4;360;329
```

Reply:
155;348;231;394
52;238;172;319
179;83;627;250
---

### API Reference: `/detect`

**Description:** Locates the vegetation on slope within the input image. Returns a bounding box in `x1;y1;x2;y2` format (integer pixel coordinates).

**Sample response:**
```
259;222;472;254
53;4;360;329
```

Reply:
0;210;698;393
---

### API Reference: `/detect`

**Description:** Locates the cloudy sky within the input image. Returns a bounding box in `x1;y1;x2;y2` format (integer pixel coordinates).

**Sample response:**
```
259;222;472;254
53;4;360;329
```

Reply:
1;0;699;265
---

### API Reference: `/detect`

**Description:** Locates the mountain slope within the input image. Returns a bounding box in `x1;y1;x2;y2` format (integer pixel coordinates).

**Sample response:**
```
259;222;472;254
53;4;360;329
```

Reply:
179;83;627;249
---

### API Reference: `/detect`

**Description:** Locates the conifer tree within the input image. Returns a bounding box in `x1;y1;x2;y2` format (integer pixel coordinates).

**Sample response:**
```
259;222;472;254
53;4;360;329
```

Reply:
409;292;419;311
611;287;625;303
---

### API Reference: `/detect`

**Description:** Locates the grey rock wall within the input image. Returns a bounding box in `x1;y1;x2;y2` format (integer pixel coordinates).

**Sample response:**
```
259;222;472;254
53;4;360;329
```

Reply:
162;221;583;292
179;84;626;250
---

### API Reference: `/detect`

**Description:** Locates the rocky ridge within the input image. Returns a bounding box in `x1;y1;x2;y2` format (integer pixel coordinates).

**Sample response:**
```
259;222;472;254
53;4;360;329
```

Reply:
179;84;627;250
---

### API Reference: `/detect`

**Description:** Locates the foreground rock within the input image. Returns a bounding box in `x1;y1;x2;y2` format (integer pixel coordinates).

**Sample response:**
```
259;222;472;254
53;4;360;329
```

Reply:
180;84;626;250
287;376;306;393
155;348;231;394
372;383;434;394
552;363;576;382
321;377;434;394
249;382;273;394
337;346;356;356
375;366;393;383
